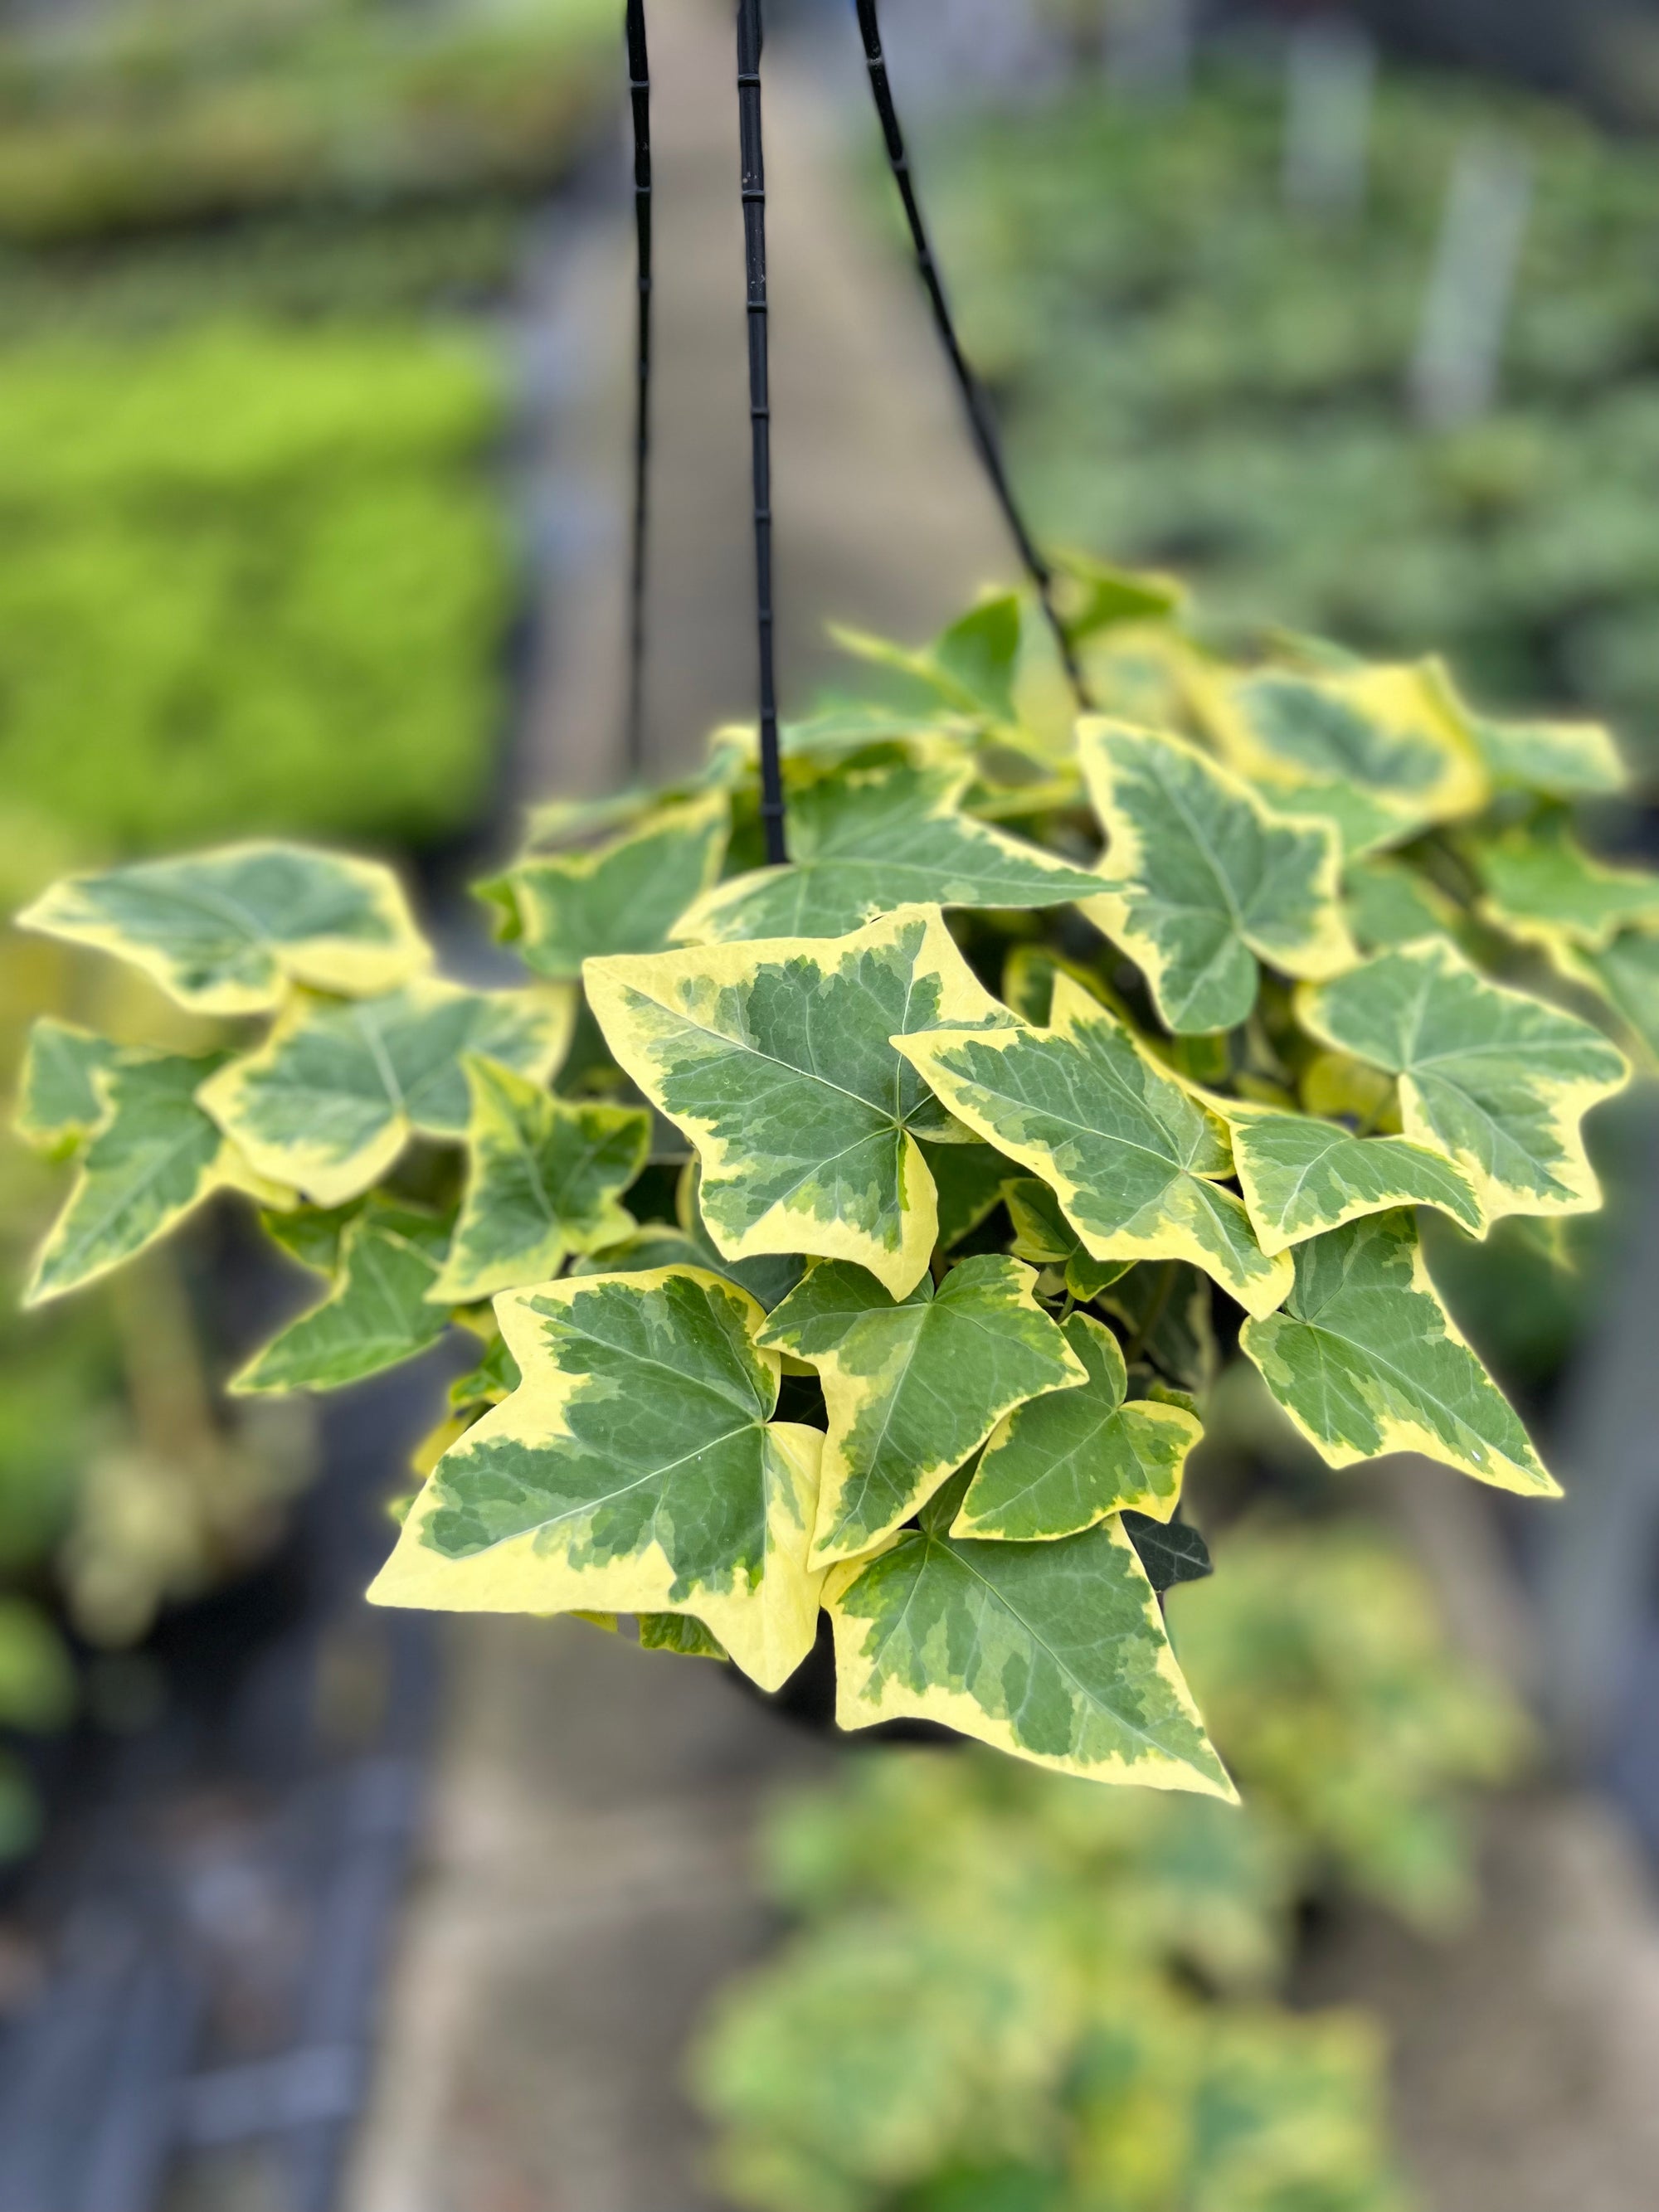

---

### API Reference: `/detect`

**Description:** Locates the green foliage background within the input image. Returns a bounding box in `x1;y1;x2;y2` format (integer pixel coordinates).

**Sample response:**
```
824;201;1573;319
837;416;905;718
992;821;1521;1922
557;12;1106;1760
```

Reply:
693;1515;1525;2212
923;69;1659;773
0;323;509;853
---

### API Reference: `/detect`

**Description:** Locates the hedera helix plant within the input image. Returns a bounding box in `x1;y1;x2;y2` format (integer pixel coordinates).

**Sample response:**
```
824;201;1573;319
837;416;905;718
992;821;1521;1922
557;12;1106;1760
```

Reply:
10;566;1651;1793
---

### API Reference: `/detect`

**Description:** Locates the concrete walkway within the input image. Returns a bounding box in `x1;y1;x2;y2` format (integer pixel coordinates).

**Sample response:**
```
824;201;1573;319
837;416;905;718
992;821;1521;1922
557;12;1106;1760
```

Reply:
348;1618;830;2212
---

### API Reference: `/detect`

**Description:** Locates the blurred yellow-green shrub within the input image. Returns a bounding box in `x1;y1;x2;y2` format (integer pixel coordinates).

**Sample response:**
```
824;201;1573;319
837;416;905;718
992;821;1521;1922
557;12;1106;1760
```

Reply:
0;0;617;246
694;1518;1526;2212
0;322;510;852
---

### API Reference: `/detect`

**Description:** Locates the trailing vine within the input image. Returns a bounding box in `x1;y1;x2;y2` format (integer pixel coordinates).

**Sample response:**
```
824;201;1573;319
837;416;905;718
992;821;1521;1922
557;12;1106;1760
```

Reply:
12;569;1649;1789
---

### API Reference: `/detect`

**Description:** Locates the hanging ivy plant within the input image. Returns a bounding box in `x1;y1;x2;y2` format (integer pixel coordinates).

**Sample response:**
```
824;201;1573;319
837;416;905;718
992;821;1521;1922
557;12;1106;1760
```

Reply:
12;569;1649;1794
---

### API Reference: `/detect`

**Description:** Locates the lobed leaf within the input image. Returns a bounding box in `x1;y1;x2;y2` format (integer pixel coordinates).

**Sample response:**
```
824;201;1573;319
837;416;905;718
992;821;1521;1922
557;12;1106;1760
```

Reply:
369;1268;825;1690
260;1200;360;1276
1240;1212;1556;1497
638;1612;727;1660
1078;720;1355;1034
671;760;1101;945
18;842;430;1015
1341;858;1458;954
832;594;1023;726
201;980;572;1208
1054;550;1186;639
954;1312;1200;1541
1473;821;1659;951
894;975;1292;1318
1228;1111;1483;1254
429;1057;650;1305
1299;941;1628;1227
13;1019;119;1157
1557;928;1659;1070
585;905;1010;1300
759;1254;1085;1567
492;793;729;982
25;1049;281;1305
825;1477;1233;1796
1005;1176;1131;1300
450;1329;521;1412
1197;662;1490;854
234;1211;452;1394
1464;708;1627;799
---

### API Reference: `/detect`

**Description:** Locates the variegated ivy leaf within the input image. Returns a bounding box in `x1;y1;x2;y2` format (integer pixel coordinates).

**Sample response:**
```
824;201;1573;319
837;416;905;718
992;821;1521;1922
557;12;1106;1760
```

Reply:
1472;821;1659;952
1228;1111;1483;1255
1557;930;1659;1071
894;975;1292;1319
1078;722;1355;1035
201;980;572;1208
1053;551;1185;639
1239;1212;1556;1498
825;1472;1233;1795
368;1268;826;1693
428;1058;649;1306
1298;941;1628;1228
18;843;430;1016
234;1210;452;1395
757;1254;1084;1568
13;1020;119;1157
25;1050;282;1306
1341;858;1459;954
490;794;729;982
1005;1178;1129;1300
1464;707;1627;799
1198;662;1490;855
638;1612;727;1660
671;761;1102;946
832;593;1023;726
954;1312;1199;1542
585;905;1010;1300
1098;1262;1219;1396
260;1200;359;1276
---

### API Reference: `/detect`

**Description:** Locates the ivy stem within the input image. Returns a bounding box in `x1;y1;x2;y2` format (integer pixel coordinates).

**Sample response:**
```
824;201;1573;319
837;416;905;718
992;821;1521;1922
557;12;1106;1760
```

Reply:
850;0;1092;713
736;0;787;864
624;0;652;779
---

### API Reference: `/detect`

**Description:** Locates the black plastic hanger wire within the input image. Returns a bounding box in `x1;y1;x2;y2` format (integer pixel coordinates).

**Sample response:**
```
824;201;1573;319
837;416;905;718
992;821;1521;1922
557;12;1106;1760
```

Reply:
624;0;652;776
736;0;789;863
620;2;1084;836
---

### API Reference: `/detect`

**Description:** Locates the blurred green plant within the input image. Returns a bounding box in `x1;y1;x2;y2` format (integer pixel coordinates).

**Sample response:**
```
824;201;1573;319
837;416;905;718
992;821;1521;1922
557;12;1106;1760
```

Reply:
0;0;616;246
693;1514;1520;2212
0;322;510;852
922;67;1659;771
0;201;534;341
